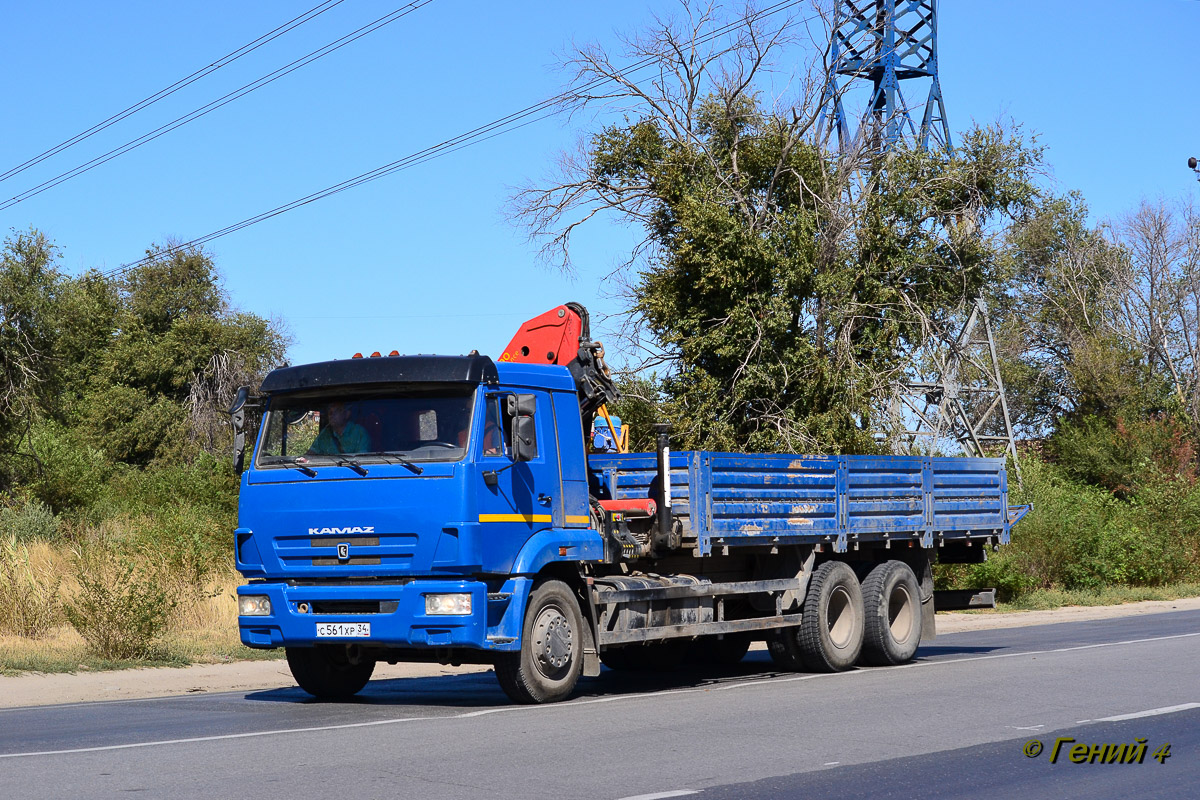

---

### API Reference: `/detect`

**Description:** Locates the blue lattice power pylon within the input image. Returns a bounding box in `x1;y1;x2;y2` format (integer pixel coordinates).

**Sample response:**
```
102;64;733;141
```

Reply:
817;0;952;154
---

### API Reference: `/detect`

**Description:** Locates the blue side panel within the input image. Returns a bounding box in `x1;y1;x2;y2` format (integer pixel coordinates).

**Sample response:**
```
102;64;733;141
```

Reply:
929;458;1006;533
705;454;839;553
843;456;925;533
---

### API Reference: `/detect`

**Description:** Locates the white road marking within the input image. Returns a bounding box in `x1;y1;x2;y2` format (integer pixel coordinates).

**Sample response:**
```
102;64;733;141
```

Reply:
1092;702;1200;722
1009;725;1044;731
823;761;840;766
615;791;698;800
3;630;1199;760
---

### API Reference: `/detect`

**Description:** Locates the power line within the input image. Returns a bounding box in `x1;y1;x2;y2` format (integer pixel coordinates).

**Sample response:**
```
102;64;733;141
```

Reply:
104;0;813;279
0;0;437;212
0;0;346;185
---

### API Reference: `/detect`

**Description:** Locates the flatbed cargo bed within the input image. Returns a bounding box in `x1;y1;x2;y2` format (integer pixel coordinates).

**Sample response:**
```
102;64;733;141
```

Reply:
589;452;1028;555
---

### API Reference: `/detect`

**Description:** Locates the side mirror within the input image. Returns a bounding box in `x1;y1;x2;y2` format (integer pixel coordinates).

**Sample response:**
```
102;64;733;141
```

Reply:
229;385;250;414
508;394;537;462
506;394;536;417
229;386;250;474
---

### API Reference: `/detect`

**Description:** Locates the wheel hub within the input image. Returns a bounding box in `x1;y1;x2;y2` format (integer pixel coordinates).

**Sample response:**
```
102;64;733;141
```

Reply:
532;606;573;676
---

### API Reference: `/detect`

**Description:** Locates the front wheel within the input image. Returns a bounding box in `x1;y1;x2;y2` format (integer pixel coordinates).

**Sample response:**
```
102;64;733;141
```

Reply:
286;645;375;699
495;580;584;704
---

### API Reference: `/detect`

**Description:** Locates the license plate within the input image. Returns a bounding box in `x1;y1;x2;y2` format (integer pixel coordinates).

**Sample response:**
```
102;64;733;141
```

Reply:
316;622;371;638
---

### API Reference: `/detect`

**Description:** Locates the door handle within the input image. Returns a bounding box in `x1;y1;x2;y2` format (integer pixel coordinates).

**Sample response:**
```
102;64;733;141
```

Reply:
538;494;553;506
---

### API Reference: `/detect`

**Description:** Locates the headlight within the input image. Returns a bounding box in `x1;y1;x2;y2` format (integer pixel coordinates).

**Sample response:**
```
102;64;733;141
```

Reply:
239;595;272;616
425;593;472;615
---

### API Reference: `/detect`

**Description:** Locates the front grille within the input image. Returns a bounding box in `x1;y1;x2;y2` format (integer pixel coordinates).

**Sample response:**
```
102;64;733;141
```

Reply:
312;556;382;566
310;536;379;547
309;600;399;615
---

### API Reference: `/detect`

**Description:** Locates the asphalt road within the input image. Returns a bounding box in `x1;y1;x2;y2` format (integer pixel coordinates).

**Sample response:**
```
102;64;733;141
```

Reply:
2;610;1198;800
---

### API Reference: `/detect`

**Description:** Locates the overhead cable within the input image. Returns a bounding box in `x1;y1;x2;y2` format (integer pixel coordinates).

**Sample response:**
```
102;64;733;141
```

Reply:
0;0;437;211
0;0;347;185
104;0;812;278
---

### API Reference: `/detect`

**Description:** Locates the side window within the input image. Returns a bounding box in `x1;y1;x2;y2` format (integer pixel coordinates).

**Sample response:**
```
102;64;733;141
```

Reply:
483;395;509;457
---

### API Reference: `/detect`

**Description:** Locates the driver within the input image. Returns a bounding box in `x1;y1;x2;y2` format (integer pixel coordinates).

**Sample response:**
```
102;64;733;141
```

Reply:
308;401;370;455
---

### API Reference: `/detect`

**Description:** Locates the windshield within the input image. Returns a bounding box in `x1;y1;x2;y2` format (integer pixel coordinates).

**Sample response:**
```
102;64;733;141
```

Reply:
255;387;476;468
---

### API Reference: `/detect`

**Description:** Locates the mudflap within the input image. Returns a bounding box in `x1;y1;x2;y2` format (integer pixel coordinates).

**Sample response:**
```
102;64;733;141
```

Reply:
919;555;936;641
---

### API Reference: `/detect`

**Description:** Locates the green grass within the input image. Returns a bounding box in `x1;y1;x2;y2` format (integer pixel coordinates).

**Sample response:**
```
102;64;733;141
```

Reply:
996;581;1200;611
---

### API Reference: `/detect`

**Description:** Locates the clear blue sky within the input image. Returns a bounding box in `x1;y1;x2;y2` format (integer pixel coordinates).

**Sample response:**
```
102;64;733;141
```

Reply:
2;1;1197;368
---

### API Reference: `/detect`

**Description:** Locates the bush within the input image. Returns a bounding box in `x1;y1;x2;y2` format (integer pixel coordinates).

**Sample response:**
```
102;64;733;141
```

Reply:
1049;414;1196;498
64;549;177;659
951;456;1200;597
26;421;110;513
0;536;61;637
0;497;60;543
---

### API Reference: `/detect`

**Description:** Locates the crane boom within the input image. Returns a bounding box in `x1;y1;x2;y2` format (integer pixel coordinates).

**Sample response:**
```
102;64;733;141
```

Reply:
500;302;620;443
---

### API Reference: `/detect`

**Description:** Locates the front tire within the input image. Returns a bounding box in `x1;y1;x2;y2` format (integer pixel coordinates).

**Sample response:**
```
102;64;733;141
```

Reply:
495;580;584;704
796;561;864;672
286;645;375;699
859;560;922;666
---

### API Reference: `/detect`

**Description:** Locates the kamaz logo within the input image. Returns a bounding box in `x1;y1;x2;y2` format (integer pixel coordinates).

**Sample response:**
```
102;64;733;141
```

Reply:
308;526;375;535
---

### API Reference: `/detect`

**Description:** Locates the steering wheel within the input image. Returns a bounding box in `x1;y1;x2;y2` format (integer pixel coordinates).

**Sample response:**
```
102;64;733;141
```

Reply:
421;440;459;449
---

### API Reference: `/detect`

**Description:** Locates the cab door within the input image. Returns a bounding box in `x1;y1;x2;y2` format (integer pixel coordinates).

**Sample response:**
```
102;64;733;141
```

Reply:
476;389;562;573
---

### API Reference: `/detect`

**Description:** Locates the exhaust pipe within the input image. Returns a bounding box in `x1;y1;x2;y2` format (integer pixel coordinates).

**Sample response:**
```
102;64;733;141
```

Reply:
654;423;674;551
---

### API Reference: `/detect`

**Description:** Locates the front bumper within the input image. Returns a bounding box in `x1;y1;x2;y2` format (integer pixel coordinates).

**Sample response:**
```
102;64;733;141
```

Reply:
237;577;531;652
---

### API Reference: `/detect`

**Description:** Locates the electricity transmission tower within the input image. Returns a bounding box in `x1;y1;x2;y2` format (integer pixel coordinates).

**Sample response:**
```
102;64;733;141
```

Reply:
887;300;1022;481
815;2;1019;475
816;0;952;154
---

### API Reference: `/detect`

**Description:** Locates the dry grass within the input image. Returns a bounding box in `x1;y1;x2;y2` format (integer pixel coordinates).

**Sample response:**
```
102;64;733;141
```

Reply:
0;559;281;676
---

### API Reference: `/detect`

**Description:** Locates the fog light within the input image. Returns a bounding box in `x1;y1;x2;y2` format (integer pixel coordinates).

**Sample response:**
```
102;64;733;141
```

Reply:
425;593;471;615
239;595;272;616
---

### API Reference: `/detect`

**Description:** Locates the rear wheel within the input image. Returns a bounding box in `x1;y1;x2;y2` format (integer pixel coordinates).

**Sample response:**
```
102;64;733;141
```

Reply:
495;580;584;704
286;645;375;699
859;560;922;666
796;561;864;671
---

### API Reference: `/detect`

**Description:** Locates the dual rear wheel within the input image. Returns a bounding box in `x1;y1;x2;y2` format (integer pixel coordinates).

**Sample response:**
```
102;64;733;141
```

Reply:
768;559;922;672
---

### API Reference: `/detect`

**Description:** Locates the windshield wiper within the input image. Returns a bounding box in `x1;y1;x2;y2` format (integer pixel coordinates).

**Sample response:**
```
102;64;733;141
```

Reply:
361;452;424;475
332;457;369;476
271;457;316;477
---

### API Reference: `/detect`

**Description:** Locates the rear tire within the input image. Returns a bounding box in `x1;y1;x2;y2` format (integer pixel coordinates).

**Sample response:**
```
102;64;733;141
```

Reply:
495;580;584;704
286;645;375;699
859;560;923;666
796;561;864;672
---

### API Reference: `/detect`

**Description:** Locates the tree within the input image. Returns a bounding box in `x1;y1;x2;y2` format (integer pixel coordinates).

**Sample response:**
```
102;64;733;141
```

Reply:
514;1;1043;453
0;231;287;488
0;230;62;469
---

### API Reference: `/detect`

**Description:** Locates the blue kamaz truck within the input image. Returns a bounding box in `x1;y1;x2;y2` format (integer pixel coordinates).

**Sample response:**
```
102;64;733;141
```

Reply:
230;303;1028;703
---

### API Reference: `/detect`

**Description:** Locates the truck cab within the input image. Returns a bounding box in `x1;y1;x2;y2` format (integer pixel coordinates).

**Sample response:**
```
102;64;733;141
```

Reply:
235;353;603;698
